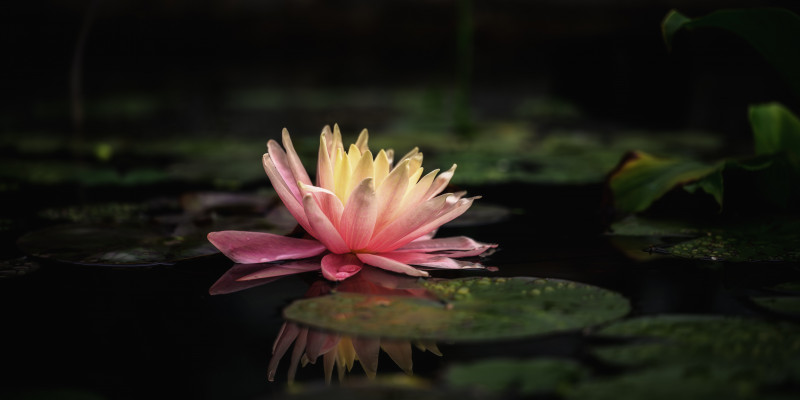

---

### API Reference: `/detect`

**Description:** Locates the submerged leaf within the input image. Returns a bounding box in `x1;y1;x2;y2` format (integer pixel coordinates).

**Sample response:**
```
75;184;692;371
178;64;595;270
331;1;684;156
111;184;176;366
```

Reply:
594;315;800;374
446;358;588;396
283;277;630;341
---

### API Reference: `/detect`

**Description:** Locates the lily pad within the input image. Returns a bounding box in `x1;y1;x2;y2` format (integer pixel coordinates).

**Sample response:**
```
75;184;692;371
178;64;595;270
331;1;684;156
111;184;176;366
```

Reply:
446;358;588;396
0;257;40;278
15;214;289;266
593;315;800;378
283;277;630;342
608;216;800;262
751;297;800;316
564;364;792;400
16;224;218;266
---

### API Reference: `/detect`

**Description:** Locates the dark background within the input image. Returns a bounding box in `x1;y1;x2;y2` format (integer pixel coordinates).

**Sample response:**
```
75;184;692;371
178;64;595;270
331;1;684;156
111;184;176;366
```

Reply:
3;0;799;145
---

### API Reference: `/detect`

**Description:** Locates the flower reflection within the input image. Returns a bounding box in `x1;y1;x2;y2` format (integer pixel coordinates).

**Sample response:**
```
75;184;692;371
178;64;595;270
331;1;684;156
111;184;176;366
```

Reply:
211;265;444;383
207;125;496;281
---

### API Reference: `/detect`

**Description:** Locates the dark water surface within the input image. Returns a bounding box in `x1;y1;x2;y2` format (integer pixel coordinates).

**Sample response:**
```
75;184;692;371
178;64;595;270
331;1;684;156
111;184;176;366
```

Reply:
2;183;798;399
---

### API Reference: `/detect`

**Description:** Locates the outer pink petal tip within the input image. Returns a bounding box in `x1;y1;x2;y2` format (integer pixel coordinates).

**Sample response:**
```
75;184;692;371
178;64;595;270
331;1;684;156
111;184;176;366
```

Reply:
321;253;364;281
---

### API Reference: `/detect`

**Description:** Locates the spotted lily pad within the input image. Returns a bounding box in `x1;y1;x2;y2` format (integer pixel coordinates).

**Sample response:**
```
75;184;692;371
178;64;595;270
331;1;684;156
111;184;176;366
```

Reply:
446;358;588;396
283;277;630;342
593;315;800;380
608;216;800;262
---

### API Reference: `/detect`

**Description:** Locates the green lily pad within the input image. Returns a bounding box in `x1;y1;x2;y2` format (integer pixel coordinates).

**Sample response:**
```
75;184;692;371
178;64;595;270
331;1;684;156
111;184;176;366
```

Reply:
15;213;288;266
608;216;800;262
446;358;588;396
607;151;722;214
564;364;793;400
751;297;800;316
0;257;40;278
283;277;630;342
16;224;218;266
593;315;800;378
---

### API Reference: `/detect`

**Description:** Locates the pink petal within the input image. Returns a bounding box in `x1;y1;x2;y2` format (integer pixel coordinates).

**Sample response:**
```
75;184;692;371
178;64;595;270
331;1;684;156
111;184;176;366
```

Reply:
374;159;410;230
267;140;302;202
351;337;380;379
396;236;490;252
366;194;452;252
263;154;311;232
321;253;363;281
209;261;319;295
377;251;463;269
268;322;300;381
288;327;308;382
299;183;344;227
281;128;313;187
303;194;350;254
356;253;429;277
317;130;334;190
340;178;377;250
381;340;413;374
424;164;456;200
382;196;477;252
207;230;326;264
304;330;340;363
237;259;322;281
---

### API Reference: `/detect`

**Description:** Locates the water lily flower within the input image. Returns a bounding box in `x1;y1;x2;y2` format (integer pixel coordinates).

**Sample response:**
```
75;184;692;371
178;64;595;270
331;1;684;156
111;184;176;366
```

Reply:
208;125;496;281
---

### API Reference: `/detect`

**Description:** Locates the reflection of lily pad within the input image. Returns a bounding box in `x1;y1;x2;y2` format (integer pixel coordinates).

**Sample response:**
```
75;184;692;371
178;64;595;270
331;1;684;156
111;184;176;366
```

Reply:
284;277;630;341
594;315;800;378
446;358;587;395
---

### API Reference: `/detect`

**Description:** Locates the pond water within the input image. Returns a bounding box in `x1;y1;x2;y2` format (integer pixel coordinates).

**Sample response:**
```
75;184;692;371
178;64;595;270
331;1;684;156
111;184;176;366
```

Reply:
2;183;798;399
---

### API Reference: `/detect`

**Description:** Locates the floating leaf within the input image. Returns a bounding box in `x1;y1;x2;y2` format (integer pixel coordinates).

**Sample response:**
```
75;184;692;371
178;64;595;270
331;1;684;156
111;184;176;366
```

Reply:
16;224;217;266
16;215;288;266
750;103;800;158
0;257;40;278
593;315;800;377
662;8;800;96
446;358;588;396
284;277;630;342
608;151;721;213
608;215;800;263
751;297;800;316
564;364;787;400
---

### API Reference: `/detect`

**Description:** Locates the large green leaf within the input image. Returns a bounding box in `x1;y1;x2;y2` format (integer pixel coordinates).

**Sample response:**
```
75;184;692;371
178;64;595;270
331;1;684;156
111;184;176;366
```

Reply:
662;8;800;96
283;277;630;342
593;315;800;377
750;102;800;161
608;151;721;213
